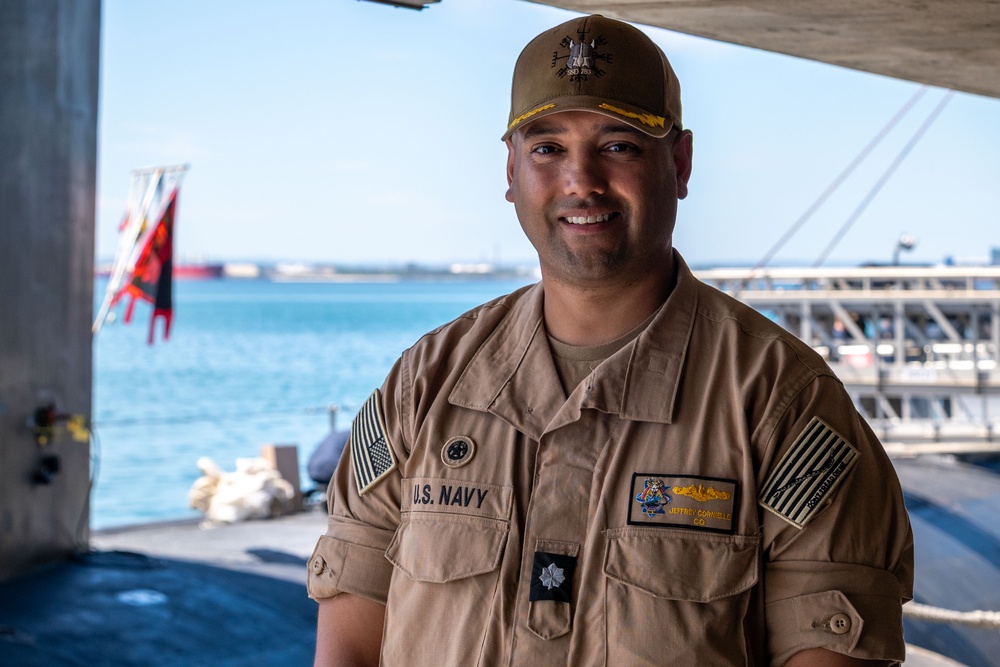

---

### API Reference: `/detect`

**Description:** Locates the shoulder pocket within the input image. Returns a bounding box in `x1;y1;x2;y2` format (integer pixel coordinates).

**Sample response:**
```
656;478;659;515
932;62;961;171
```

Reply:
386;513;509;583
604;527;759;601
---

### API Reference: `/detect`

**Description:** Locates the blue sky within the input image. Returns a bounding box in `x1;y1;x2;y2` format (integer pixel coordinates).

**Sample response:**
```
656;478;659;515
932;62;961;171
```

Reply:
97;0;1000;268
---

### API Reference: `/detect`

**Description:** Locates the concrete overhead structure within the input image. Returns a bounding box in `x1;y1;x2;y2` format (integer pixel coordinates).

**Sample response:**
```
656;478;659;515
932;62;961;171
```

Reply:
531;0;1000;100
0;0;101;580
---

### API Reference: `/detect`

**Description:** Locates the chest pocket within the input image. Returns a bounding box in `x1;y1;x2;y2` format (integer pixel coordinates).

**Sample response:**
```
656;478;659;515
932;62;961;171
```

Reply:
387;513;508;582
603;527;760;666
382;514;509;667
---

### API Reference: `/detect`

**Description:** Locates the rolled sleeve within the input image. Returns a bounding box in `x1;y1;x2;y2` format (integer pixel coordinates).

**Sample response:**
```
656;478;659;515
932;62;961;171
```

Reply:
307;533;394;603
307;358;409;604
765;561;907;665
759;375;914;665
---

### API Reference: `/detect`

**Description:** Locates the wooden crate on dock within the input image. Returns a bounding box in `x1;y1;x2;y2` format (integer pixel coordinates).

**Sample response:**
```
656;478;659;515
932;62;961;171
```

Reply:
260;444;303;513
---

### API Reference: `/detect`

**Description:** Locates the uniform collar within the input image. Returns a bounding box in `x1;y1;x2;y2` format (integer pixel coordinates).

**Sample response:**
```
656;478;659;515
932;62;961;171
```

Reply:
449;251;699;439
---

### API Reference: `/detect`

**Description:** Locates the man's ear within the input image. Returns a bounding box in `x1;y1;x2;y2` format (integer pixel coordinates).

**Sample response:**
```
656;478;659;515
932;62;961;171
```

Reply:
673;130;693;200
505;138;515;203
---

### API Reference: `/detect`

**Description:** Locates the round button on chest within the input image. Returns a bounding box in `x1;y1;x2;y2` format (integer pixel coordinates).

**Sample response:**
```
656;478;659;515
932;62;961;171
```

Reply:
829;613;851;635
441;435;476;468
310;556;326;575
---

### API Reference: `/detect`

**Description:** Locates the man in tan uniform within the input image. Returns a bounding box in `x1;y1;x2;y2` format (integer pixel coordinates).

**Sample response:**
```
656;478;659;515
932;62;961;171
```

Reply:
309;14;913;666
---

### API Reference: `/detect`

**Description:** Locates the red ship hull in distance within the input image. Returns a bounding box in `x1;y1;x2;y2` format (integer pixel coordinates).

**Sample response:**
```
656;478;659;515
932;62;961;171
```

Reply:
95;264;223;280
173;264;224;279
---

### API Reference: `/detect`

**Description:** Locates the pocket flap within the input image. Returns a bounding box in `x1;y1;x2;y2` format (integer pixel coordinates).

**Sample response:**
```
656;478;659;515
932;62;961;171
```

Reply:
386;514;508;583
604;528;759;602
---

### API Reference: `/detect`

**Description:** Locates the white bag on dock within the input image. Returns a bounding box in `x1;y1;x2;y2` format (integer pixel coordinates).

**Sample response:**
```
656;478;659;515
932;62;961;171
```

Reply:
188;456;295;524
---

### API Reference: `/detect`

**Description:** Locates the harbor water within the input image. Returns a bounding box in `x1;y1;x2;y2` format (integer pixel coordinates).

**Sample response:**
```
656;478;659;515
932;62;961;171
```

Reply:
92;277;534;529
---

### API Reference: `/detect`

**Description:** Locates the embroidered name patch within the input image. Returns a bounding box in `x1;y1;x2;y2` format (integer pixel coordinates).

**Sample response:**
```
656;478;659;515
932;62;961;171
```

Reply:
350;389;397;496
759;417;860;528
627;473;738;533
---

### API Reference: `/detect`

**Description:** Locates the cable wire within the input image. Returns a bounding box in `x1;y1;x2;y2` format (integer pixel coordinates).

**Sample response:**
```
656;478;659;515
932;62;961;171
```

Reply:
904;601;1000;630
813;90;954;266
735;86;929;296
93;404;345;429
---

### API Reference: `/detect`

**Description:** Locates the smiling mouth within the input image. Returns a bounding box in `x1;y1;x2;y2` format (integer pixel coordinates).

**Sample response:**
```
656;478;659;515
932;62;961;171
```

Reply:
564;213;613;225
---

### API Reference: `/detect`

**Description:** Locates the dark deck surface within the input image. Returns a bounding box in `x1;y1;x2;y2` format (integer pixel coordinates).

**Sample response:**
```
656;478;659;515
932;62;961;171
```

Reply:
1;460;996;666
0;511;326;666
896;456;1000;667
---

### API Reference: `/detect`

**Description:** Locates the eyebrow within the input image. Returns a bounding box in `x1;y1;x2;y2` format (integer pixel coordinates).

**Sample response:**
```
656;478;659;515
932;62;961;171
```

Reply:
597;123;645;137
521;122;564;139
520;119;645;139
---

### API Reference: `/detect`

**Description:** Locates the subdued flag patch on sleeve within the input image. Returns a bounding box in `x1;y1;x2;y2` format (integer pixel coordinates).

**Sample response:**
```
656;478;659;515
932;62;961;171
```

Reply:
759;417;859;528
350;389;397;496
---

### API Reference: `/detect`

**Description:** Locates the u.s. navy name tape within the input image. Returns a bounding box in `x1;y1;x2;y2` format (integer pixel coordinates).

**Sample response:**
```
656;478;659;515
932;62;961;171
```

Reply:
350;389;397;496
759;417;859;528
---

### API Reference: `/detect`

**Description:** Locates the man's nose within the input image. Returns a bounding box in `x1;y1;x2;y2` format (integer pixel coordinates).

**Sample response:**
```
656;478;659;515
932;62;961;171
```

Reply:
562;151;607;198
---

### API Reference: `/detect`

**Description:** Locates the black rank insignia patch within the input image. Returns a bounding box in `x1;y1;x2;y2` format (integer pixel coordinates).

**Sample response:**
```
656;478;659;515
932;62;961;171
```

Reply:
759;417;859;528
350;389;397;496
529;551;576;603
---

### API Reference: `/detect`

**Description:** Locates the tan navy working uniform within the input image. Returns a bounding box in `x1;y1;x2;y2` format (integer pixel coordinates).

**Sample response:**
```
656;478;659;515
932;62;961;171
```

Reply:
307;253;914;666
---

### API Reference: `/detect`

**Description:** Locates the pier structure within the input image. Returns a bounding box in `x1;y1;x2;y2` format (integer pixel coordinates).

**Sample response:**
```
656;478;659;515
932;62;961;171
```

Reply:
697;265;1000;454
0;0;100;581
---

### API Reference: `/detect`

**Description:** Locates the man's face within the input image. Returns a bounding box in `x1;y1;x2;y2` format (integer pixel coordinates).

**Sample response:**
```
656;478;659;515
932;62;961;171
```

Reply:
505;110;693;290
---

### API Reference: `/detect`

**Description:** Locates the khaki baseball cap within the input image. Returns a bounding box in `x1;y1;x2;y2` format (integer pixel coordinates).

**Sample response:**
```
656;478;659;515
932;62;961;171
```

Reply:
503;14;682;141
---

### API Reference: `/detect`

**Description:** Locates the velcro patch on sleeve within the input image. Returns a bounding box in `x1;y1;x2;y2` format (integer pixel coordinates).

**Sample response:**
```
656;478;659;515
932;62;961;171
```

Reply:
759;417;859;528
350;389;397;496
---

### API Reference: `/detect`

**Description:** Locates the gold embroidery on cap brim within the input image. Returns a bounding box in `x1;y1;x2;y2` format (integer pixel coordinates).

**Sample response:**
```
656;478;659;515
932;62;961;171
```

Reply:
598;103;665;129
508;103;557;130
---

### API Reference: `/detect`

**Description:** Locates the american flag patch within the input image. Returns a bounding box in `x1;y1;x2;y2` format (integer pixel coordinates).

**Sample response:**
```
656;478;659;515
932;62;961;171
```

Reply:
759;417;859;528
350;389;397;496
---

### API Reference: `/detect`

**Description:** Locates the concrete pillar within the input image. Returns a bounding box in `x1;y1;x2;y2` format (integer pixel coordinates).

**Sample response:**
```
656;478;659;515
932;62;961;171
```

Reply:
0;0;100;580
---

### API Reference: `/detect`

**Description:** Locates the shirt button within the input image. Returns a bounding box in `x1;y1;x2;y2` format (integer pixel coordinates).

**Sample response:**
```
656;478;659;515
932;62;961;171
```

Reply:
829;613;851;635
310;556;326;575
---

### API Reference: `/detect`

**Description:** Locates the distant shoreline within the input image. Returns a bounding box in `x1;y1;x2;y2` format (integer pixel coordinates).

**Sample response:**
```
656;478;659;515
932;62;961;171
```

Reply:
95;261;542;283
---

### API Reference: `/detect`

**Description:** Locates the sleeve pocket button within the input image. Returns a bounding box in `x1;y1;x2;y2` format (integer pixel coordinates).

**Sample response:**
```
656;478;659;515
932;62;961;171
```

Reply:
829;613;851;635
